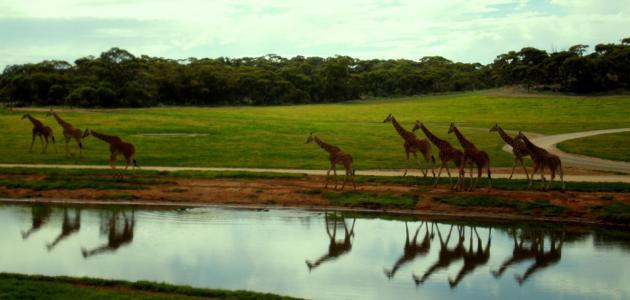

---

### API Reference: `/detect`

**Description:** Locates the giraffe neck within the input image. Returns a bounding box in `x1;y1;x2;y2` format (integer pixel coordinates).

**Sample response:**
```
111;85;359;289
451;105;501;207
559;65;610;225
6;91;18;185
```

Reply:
520;134;544;155
26;114;43;127
496;127;515;146
420;124;448;148
314;136;339;154
451;126;474;149
90;130;118;145
391;117;411;139
52;113;72;129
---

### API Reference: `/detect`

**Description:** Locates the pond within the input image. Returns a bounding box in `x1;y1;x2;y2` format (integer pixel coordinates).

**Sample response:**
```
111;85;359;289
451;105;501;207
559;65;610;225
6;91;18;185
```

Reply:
0;203;629;300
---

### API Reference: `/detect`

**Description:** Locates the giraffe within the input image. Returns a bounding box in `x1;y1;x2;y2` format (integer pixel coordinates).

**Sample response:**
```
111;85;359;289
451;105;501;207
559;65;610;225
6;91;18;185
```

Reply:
412;121;466;190
383;114;435;177
515;132;565;191
46;109;83;157
305;213;355;271
490;124;531;180
384;221;434;279
448;227;492;288
21;113;55;153
413;225;466;285
306;133;356;190
83;129;138;176
21;205;52;240
448;123;492;191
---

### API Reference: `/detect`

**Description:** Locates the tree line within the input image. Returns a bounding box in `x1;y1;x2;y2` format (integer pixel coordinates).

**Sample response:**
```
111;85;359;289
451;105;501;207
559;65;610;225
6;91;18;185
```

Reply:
1;38;628;107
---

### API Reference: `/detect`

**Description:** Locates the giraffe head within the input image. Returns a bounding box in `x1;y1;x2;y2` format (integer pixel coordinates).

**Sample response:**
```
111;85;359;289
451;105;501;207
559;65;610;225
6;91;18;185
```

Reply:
411;120;422;132
489;123;500;132
447;123;456;134
21;113;29;120
383;114;393;123
82;128;92;139
306;132;315;144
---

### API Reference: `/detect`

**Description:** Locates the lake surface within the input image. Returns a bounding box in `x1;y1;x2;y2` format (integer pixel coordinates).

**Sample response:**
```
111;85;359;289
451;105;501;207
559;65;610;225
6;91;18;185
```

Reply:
1;203;629;300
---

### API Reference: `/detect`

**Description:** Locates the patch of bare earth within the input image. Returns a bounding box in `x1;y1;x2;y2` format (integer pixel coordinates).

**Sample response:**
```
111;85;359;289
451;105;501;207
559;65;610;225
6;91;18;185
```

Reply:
0;174;628;226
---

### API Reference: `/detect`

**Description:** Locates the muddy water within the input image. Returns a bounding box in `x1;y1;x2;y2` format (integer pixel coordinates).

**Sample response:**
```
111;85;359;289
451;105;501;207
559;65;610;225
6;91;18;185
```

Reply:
0;204;629;300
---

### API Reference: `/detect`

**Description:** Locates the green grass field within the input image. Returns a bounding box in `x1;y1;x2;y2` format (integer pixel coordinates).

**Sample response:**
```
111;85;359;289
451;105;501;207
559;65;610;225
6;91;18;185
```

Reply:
557;132;630;162
2;90;628;170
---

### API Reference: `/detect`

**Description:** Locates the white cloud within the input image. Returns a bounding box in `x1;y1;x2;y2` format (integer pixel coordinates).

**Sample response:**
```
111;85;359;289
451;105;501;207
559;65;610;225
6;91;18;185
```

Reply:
0;0;629;68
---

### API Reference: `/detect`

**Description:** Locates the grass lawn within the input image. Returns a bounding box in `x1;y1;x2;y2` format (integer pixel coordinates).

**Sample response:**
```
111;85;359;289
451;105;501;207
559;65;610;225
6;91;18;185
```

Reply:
557;131;630;162
0;273;298;300
2;90;628;170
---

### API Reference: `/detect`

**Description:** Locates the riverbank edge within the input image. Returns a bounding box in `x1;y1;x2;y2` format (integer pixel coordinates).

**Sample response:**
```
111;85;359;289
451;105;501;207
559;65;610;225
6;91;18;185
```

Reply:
0;272;300;300
1;196;627;229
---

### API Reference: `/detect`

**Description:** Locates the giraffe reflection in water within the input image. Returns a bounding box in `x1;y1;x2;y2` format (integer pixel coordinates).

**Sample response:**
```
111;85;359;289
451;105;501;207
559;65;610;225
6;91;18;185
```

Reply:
515;232;564;285
384;221;434;279
306;212;355;271
489;229;565;284
46;208;81;251
492;229;541;278
81;210;135;258
21;205;52;239
448;227;492;288
413;225;467;285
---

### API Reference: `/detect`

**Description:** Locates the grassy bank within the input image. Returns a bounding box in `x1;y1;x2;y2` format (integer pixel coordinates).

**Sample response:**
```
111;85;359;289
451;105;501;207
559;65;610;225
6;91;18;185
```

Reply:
2;90;629;170
557;131;630;162
0;273;299;300
0;167;628;193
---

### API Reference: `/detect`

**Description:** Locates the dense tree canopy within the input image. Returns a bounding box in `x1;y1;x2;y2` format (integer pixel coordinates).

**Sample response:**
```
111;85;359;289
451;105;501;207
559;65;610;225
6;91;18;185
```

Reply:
1;38;629;107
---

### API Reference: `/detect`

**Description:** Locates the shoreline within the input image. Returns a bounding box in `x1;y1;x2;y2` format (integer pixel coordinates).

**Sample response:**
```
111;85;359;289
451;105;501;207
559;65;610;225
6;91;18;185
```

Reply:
1;193;627;229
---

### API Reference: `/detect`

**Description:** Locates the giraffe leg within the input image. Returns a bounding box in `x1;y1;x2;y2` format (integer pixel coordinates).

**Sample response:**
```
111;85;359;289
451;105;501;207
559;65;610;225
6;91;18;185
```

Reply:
509;157;518;179
413;152;426;177
64;136;70;157
423;151;435;178
110;152;118;178
528;164;538;189
548;167;556;191
43;136;49;153
403;150;410;177
539;167;547;191
325;166;333;188
332;165;338;190
518;157;529;181
29;134;36;153
434;164;444;187
39;135;45;153
445;164;454;189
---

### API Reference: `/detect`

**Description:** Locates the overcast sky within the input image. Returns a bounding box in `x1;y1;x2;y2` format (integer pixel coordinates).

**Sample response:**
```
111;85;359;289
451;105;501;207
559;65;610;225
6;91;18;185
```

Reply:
1;0;629;69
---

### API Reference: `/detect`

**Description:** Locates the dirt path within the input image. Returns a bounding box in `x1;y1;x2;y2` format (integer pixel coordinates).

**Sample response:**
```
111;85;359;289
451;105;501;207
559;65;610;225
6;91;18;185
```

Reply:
0;163;629;183
502;128;630;174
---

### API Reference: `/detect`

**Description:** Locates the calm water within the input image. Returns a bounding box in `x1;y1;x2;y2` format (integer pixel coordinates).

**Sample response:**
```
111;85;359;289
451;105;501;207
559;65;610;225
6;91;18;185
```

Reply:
1;203;629;300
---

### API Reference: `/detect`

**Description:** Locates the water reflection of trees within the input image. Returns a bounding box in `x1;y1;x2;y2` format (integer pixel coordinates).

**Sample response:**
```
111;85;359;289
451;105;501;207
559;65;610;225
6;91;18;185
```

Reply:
21;205;52;239
81;210;135;259
384;221;434;279
46;208;81;251
305;212;355;271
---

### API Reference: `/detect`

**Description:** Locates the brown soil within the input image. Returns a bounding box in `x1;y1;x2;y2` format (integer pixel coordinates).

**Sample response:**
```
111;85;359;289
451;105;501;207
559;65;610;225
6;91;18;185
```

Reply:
1;174;628;227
